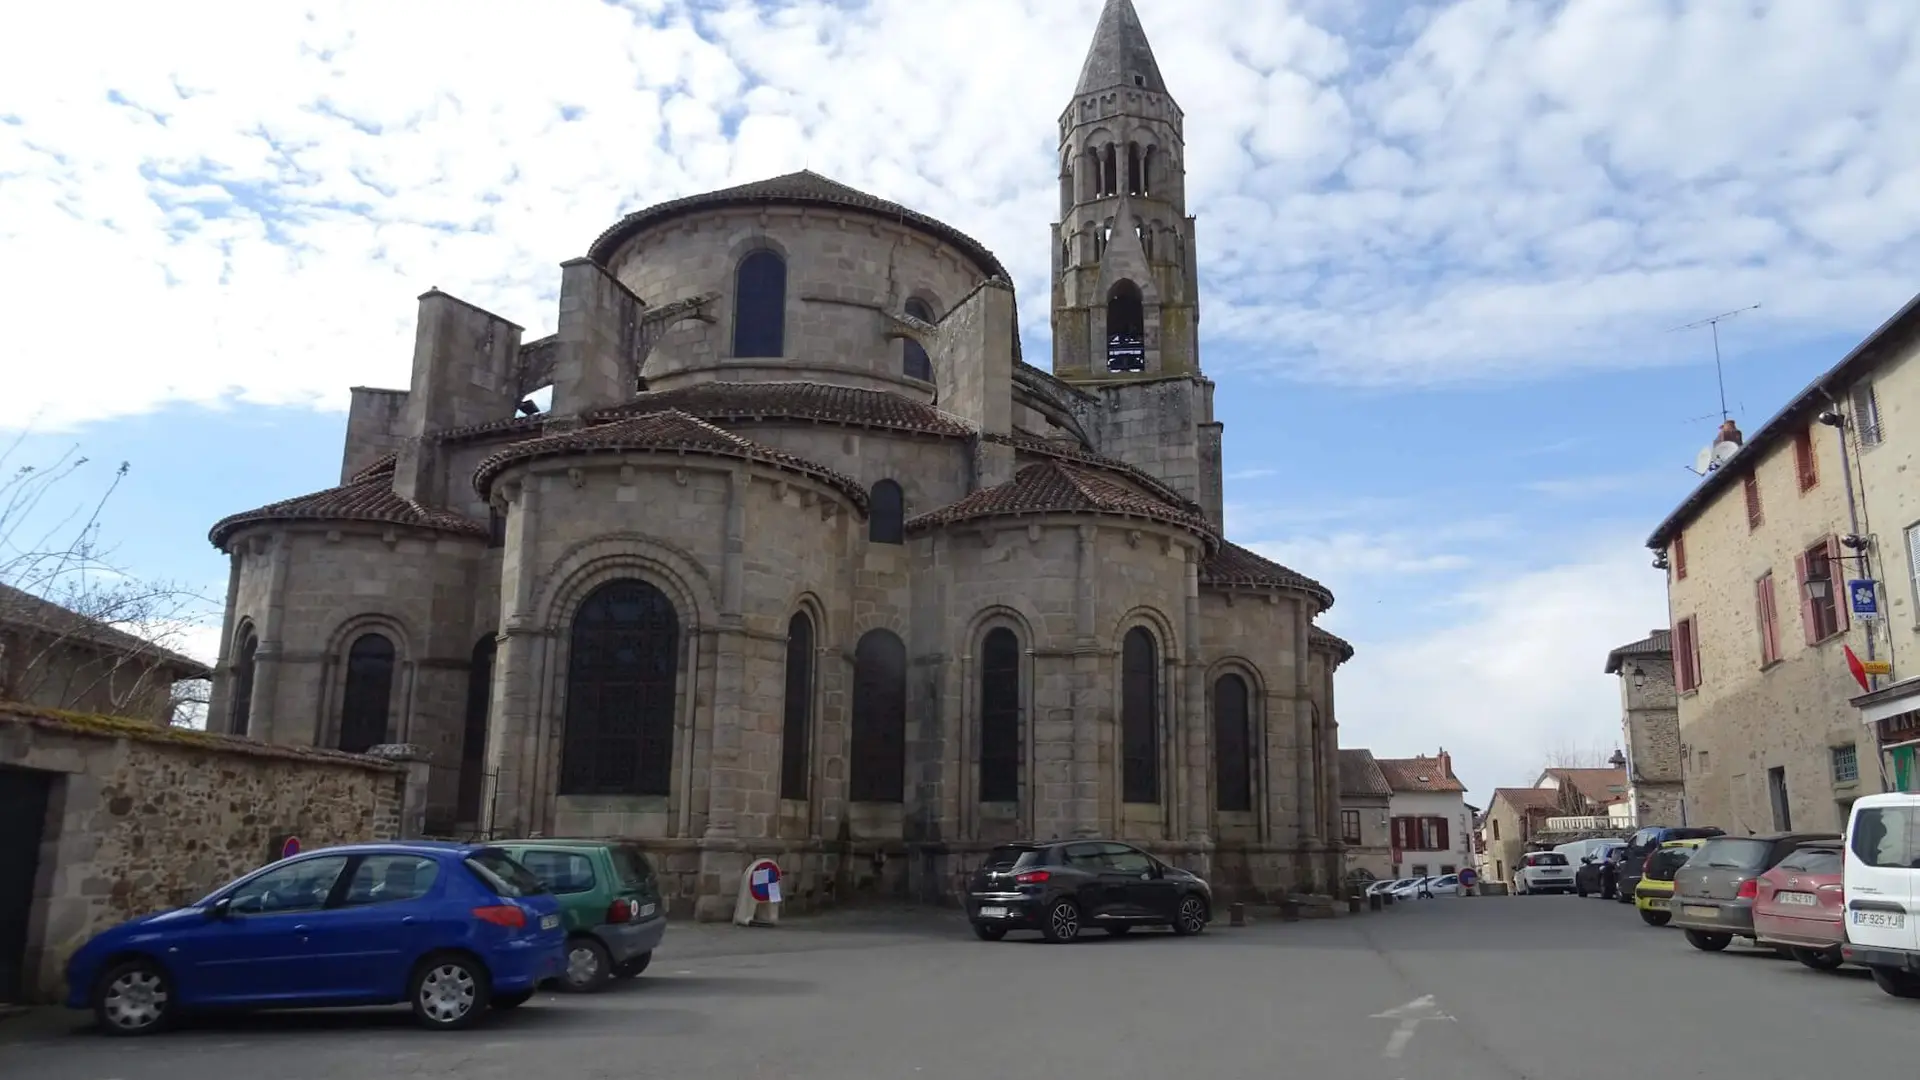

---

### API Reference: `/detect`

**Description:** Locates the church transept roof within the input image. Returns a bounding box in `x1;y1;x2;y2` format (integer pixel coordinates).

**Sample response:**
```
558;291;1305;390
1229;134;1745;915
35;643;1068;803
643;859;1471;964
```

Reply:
1200;541;1335;612
598;381;976;439
208;463;490;550
905;459;1212;541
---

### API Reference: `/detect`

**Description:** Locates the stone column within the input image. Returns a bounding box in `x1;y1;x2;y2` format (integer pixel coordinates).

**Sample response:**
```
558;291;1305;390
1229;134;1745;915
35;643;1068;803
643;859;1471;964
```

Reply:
483;478;542;839
251;534;293;744
704;469;749;841
1294;600;1317;848
1183;552;1208;846
1071;524;1101;837
206;550;243;734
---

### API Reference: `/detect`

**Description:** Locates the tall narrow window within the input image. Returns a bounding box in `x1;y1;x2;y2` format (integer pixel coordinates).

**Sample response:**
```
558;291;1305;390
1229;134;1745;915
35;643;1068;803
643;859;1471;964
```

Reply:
1793;427;1819;492
1213;674;1252;812
780;612;814;801
1798;538;1845;643
1755;572;1781;667
1142;147;1156;195
1907;523;1920;616
339;632;396;754
1102;144;1117;197
732;250;787;358
1673;616;1701;692
457;635;496;823
979;628;1021;803
1127;141;1142;195
1672;532;1687;580
560;579;679;796
1743;472;1763;530
1106;280;1145;372
229;628;258;737
1059;164;1074;216
902;298;934;382
488;506;507;548
850;629;907;803
1852;381;1883;447
1121;627;1159;804
869;479;904;545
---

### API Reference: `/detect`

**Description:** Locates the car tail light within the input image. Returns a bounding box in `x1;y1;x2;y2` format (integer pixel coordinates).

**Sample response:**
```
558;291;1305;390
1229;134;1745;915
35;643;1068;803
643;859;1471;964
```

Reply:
1014;870;1051;885
606;899;637;924
473;905;527;929
1642;853;1658;876
1736;879;1758;900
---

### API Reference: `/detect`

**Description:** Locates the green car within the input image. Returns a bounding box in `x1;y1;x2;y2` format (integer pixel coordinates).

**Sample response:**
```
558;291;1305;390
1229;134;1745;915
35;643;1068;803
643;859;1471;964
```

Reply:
493;839;667;992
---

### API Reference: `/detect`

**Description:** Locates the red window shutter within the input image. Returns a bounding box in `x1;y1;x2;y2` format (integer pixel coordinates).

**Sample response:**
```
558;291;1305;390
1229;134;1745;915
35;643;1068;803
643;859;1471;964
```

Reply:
1829;536;1851;633
1744;473;1763;529
1672;619;1688;690
1756;575;1778;665
1436;817;1450;851
1797;552;1818;645
1674;533;1687;580
1690;617;1703;688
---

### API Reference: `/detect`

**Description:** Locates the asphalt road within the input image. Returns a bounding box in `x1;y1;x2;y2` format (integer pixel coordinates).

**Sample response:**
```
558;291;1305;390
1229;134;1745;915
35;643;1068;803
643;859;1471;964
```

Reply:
8;893;1920;1080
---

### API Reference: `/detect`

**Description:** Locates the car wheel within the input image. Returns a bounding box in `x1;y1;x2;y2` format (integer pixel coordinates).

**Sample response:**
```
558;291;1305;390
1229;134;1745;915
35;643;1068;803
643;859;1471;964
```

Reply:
1638;908;1671;927
92;957;174;1037
1040;899;1081;943
1170;895;1208;937
1684;929;1732;952
1872;966;1920;998
1105;925;1132;937
492;989;535;1010
972;922;1007;941
1792;946;1844;972
613;951;652;979
561;936;613;993
410;952;492;1031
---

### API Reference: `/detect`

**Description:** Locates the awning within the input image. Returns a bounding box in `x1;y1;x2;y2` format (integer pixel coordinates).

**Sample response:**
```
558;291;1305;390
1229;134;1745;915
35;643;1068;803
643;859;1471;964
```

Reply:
1853;676;1920;726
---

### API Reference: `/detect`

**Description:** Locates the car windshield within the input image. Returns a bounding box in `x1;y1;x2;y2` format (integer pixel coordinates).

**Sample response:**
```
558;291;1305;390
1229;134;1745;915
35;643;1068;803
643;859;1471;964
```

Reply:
1646;848;1693;877
1697;837;1771;871
465;848;549;897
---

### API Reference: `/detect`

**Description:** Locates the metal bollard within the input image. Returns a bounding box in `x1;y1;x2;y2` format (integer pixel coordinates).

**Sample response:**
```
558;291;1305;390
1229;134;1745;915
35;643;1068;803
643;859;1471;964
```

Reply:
1229;901;1246;927
1383;891;1394;906
1348;894;1362;913
1369;891;1382;911
1280;898;1301;922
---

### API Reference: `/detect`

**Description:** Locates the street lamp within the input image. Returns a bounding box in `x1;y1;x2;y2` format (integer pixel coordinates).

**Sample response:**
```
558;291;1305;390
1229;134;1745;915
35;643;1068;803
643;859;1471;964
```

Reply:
1628;665;1647;690
1808;578;1831;601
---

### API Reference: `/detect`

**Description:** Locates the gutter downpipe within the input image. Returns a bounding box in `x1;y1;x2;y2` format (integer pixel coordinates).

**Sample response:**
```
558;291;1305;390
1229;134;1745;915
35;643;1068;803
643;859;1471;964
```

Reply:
1824;386;1890;789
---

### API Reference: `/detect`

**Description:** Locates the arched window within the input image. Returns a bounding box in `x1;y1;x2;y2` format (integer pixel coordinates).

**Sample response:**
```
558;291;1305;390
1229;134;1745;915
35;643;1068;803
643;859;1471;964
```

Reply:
229;627;258;737
779;611;814;801
979;628;1021;803
869;479;904;545
850;629;907;803
1214;674;1253;812
457;635;496;823
1107;280;1145;372
1142;147;1156;195
560;580;679;796
1061;236;1071;269
1127;142;1142;195
339;632;396;754
1121;627;1159;804
732;250;787;358
1085;148;1100;199
1060;164;1074;215
1102;145;1117;197
902;298;934;382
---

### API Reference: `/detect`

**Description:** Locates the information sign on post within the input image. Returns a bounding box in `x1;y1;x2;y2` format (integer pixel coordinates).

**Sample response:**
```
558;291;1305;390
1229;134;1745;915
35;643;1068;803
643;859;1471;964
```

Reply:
1850;580;1880;620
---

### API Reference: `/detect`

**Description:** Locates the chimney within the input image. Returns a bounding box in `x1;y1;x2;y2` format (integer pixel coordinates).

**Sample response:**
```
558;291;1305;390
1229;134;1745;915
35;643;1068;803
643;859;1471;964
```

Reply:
1717;418;1744;446
1438;748;1452;778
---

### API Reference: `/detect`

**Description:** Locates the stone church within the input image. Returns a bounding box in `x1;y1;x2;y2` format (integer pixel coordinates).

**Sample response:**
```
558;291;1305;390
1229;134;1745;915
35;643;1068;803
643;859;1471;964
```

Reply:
204;0;1353;919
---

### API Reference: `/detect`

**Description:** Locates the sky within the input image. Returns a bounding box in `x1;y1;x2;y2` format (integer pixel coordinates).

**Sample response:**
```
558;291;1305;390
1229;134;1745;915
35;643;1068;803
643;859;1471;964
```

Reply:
5;0;1919;798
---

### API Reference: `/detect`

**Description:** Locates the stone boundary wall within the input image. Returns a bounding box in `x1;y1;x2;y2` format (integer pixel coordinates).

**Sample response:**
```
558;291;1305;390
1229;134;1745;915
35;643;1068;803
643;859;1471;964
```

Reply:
0;705;412;1002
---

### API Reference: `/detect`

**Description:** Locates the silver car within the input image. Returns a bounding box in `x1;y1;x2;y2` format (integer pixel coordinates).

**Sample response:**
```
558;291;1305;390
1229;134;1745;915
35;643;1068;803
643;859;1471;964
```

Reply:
1670;832;1840;952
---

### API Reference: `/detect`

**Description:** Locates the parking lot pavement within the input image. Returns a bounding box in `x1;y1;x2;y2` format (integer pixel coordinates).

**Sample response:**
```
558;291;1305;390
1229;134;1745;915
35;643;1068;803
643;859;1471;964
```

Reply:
9;895;1920;1080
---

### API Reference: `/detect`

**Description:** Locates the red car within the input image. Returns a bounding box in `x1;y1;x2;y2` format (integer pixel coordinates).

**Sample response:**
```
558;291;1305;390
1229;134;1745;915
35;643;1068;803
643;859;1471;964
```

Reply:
1752;840;1846;970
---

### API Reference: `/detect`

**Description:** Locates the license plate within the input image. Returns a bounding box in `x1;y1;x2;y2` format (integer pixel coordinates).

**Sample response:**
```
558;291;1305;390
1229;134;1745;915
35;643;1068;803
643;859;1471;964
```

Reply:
979;906;1008;918
1646;898;1668;910
639;902;657;918
1855;910;1907;929
1776;891;1817;907
1683;905;1718;918
540;913;560;930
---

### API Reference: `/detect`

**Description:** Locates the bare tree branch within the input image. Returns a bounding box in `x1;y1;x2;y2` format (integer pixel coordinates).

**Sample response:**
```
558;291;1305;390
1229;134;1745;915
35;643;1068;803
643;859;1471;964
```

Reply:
1541;737;1618;770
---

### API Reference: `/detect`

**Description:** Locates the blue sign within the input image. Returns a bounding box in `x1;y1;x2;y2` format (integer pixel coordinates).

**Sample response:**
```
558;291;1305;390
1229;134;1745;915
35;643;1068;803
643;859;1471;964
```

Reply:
281;836;301;859
1458;867;1478;888
1849;580;1880;619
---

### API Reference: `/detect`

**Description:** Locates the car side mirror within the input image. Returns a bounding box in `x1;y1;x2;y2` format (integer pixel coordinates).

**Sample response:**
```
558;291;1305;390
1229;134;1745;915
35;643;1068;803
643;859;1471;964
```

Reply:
207;897;233;920
1582;856;1594;864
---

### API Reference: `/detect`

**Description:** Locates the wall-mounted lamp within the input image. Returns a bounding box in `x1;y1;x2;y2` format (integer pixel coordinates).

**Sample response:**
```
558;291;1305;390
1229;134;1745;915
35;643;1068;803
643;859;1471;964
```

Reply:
1628;665;1647;690
1651;551;1670;571
1818;409;1846;428
1842;534;1870;552
1808;578;1831;601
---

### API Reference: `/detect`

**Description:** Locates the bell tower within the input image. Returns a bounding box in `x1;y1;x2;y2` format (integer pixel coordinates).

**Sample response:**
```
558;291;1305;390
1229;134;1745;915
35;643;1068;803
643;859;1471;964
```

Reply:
1051;0;1222;526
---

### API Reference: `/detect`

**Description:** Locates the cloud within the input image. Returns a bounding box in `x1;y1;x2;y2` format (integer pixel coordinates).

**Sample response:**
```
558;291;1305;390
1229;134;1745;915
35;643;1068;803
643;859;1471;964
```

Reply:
1524;471;1665;500
5;0;1920;431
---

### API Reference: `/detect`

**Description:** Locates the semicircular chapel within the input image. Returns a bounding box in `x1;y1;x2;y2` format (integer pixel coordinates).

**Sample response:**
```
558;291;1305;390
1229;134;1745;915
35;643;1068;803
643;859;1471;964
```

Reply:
203;0;1352;919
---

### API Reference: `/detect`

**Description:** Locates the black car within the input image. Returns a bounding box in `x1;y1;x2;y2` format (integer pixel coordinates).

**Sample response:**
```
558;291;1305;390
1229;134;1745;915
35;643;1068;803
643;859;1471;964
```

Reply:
964;840;1213;942
1615;825;1725;903
1575;842;1627;898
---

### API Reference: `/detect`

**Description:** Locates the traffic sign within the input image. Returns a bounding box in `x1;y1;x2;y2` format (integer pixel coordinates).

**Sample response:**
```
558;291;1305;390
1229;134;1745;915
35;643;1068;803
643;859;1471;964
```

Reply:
281;835;302;859
749;860;782;903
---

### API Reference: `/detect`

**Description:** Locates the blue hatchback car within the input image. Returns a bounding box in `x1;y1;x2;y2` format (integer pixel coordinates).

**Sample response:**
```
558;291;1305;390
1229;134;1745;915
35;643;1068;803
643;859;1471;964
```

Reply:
65;842;567;1035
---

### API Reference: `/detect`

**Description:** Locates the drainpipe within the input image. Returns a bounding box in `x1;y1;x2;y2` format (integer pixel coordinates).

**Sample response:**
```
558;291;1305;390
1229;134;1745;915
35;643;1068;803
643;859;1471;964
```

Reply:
1824;387;1890;789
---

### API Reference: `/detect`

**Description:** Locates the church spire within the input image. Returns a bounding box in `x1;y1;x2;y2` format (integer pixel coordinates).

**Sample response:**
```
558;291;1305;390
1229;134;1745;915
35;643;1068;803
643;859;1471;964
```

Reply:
1075;0;1168;97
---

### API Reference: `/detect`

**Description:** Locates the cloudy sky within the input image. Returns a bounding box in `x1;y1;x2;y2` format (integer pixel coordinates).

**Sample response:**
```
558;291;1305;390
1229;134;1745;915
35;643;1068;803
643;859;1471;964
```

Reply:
5;0;1917;797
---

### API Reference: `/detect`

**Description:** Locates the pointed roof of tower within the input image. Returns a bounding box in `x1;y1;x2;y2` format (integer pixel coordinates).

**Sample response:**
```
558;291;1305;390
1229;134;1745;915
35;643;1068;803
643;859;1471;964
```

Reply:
1075;0;1168;97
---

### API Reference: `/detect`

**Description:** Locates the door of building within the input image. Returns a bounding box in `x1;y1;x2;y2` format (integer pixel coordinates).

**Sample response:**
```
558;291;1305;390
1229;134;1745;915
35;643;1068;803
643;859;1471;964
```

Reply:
0;765;53;1001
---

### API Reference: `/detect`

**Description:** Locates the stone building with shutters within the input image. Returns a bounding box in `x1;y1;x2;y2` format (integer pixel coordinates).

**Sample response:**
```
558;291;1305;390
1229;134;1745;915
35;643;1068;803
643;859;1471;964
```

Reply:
200;0;1353;919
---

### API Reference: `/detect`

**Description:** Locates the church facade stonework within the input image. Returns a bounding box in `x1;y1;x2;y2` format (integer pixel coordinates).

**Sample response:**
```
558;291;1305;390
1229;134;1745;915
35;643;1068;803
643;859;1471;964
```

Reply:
203;0;1353;920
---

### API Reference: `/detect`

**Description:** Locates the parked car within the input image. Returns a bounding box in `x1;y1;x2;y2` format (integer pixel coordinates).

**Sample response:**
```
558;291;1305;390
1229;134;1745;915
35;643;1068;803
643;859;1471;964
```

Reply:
64;842;566;1036
1752;840;1846;971
1391;877;1433;900
965;840;1212;942
1669;832;1840;952
1633;838;1708;926
1424;874;1462;897
493;839;667;992
1515;851;1576;895
1617;825;1726;904
1574;842;1627;898
1366;878;1408;897
1839;794;1920;998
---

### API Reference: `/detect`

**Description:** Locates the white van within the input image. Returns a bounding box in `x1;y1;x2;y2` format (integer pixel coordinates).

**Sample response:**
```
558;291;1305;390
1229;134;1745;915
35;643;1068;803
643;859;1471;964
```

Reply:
1840;793;1920;997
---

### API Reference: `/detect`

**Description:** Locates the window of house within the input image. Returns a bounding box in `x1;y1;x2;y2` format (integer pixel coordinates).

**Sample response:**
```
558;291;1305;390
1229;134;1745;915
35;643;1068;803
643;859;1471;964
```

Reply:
1852;381;1883;447
732;250;787;358
1673;531;1687;580
1743;471;1763;530
1768;766;1792;831
902;298;934;382
339;632;396;754
1699;749;1710;771
979;627;1021;803
1673;616;1701;692
1793;426;1819;492
869;480;904;545
1213;674;1252;812
1833;744;1860;785
1906;523;1920;618
1491;819;1501;841
1341;809;1362;844
1755;571;1781;666
1411;864;1429;877
1798;538;1845;643
779;612;814;801
1120;627;1159;804
849;629;907;803
1418;817;1450;851
560;580;678;796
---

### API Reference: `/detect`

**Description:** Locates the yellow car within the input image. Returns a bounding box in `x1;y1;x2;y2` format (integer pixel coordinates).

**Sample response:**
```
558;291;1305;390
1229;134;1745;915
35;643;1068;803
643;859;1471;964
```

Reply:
1634;838;1709;926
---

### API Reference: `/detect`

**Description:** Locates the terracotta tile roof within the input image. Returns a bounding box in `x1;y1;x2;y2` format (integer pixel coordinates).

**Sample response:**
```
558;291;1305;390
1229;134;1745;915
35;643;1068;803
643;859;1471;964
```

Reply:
1310;626;1355;662
0;584;211;678
986;431;1201;514
587;170;1011;282
471;409;868;511
348;453;397;483
1604;629;1671;673
600;381;976;439
1200;541;1335;611
1492;787;1562;813
1338;748;1392;798
435;414;545;445
210;472;490;550
1542;767;1630;807
904;460;1211;539
1375;755;1468;794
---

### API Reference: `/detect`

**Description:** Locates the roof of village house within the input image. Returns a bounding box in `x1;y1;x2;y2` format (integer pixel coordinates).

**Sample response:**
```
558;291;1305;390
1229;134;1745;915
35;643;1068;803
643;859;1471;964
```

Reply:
1491;786;1561;813
1200;541;1335;611
1375;754;1468;794
586;170;1012;282
1604;628;1671;674
1647;288;1920;549
0;583;212;679
1310;625;1355;662
209;468;491;550
905;459;1213;540
1338;748;1392;798
471;409;871;509
1541;767;1630;807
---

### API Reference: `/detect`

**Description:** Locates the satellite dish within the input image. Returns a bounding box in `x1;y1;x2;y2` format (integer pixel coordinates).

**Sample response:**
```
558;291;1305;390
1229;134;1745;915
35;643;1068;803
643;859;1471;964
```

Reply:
1710;441;1740;467
1694;445;1715;475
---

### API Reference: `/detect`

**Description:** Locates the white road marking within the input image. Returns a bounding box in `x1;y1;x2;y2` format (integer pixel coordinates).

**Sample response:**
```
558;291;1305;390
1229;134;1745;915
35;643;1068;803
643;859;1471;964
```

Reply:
1370;994;1456;1059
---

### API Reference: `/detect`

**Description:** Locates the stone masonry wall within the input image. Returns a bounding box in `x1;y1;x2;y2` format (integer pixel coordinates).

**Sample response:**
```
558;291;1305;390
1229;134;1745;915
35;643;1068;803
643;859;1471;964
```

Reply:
1;706;407;1002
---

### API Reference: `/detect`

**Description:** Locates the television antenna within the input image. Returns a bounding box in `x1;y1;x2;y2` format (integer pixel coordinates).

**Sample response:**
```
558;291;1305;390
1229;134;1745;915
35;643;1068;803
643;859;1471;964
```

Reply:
1668;303;1760;423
